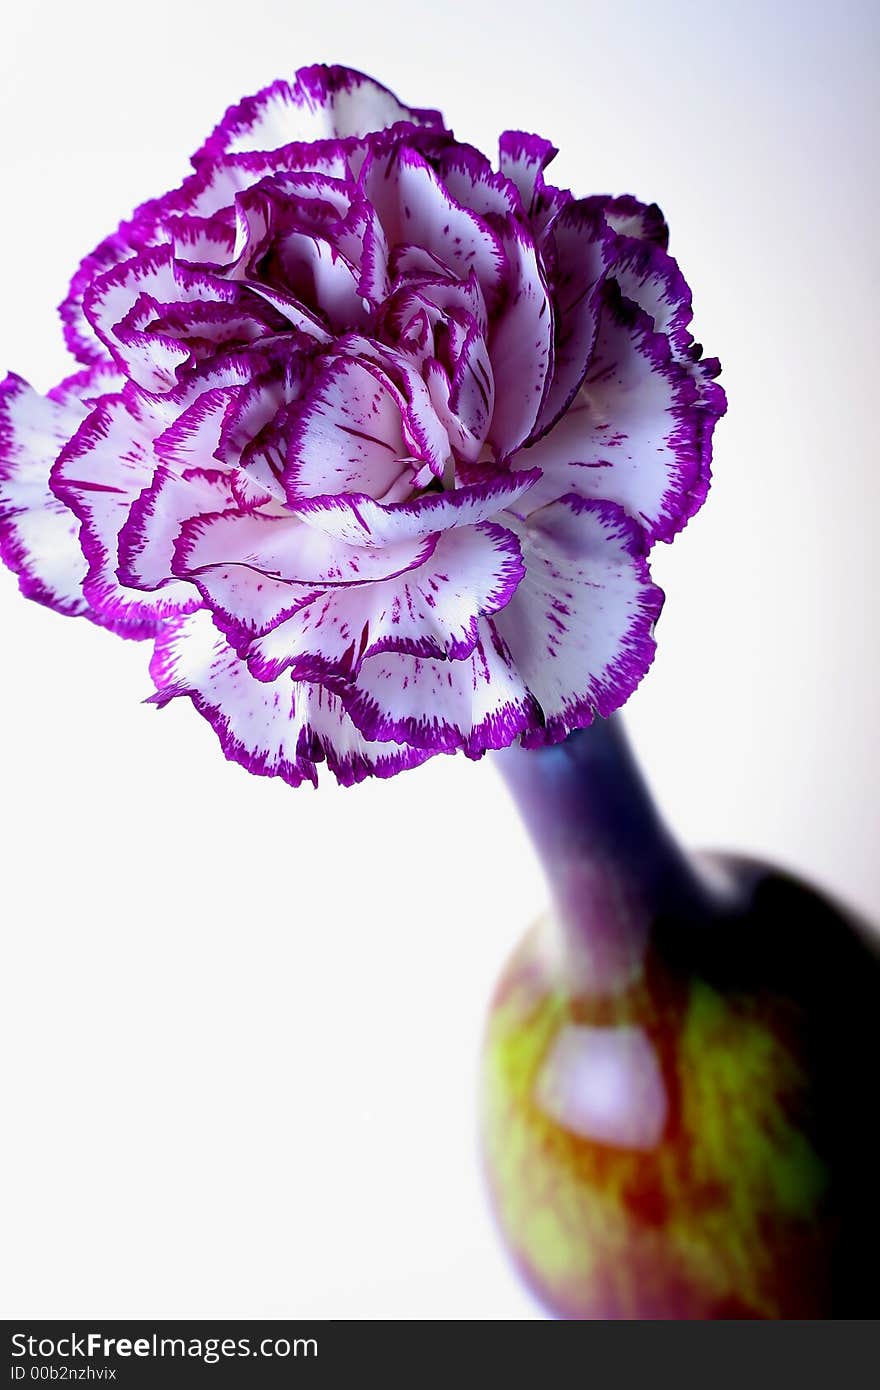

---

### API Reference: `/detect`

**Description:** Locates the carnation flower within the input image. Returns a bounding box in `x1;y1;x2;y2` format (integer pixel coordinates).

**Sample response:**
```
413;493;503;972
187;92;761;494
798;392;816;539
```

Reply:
0;64;725;786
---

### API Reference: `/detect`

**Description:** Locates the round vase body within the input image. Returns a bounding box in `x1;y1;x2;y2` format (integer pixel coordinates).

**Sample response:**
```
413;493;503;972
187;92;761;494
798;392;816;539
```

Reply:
482;724;880;1319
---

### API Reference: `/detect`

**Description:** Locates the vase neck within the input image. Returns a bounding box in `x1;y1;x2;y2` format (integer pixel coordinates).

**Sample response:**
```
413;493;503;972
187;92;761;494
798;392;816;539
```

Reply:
494;717;705;995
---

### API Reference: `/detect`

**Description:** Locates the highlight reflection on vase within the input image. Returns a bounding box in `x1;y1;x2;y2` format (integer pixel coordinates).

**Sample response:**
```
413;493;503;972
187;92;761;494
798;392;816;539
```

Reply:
482;717;880;1319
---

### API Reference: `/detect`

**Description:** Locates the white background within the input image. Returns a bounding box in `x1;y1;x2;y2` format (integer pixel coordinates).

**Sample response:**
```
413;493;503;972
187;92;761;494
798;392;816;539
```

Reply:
1;0;877;1319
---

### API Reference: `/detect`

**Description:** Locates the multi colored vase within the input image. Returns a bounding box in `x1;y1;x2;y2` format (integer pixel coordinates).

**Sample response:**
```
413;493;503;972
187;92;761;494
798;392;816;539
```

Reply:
482;716;879;1319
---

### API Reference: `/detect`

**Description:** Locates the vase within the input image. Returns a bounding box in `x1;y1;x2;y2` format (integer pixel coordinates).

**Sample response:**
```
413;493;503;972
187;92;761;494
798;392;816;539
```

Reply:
481;715;879;1319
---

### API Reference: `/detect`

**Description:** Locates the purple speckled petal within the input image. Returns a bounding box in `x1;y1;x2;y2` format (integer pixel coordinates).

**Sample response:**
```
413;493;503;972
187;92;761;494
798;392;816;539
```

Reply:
171;507;438;646
130;347;269;462
498;130;571;240
214;351;310;504
300;682;435;784
152;386;244;474
514;281;726;541
287;468;541;547
281;355;416;502
246;519;524;682
610;235;695;357
444;318;496;456
169;214;238;268
193;65;446;165
47;361;126;409
497;131;558;207
84;248;204;389
493;494;664;746
118;465;236;593
359;343;452;478
361;145;507;309
50;390;200;634
487;218;553;459
57;151;354;364
424;355;485;465
59;229;157;366
83;245;285;391
0;373;97;620
430;141;524;222
533;200;614;440
334;618;538;755
148;608;432;786
597;194;669;249
178;143;356;225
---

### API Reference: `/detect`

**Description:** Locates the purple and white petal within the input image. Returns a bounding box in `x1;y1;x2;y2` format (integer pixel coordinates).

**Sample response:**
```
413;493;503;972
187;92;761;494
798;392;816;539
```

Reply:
283;356;414;501
513;283;723;541
218;366;308;505
487;219;553;459
193;65;445;164
497;131;558;213
118;465;236;592
84;246;252;389
247;519;524;681
47;360;126;409
299;682;434;784
424;357;486;465
492;495;664;744
123;348;267;463
445;321;496;454
361;146;506;308
0;375;94;618
83;246;185;359
288;468;541;546
369;347;451;478
172;507;438;642
51;392;199;633
431;143;523;222
336;619;537;755
59;226;155;366
149;608;431;786
148;608;319;785
264;230;367;333
498;130;571;240
596;194;668;249
533;200;614;439
610;237;695;360
170;214;238;268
